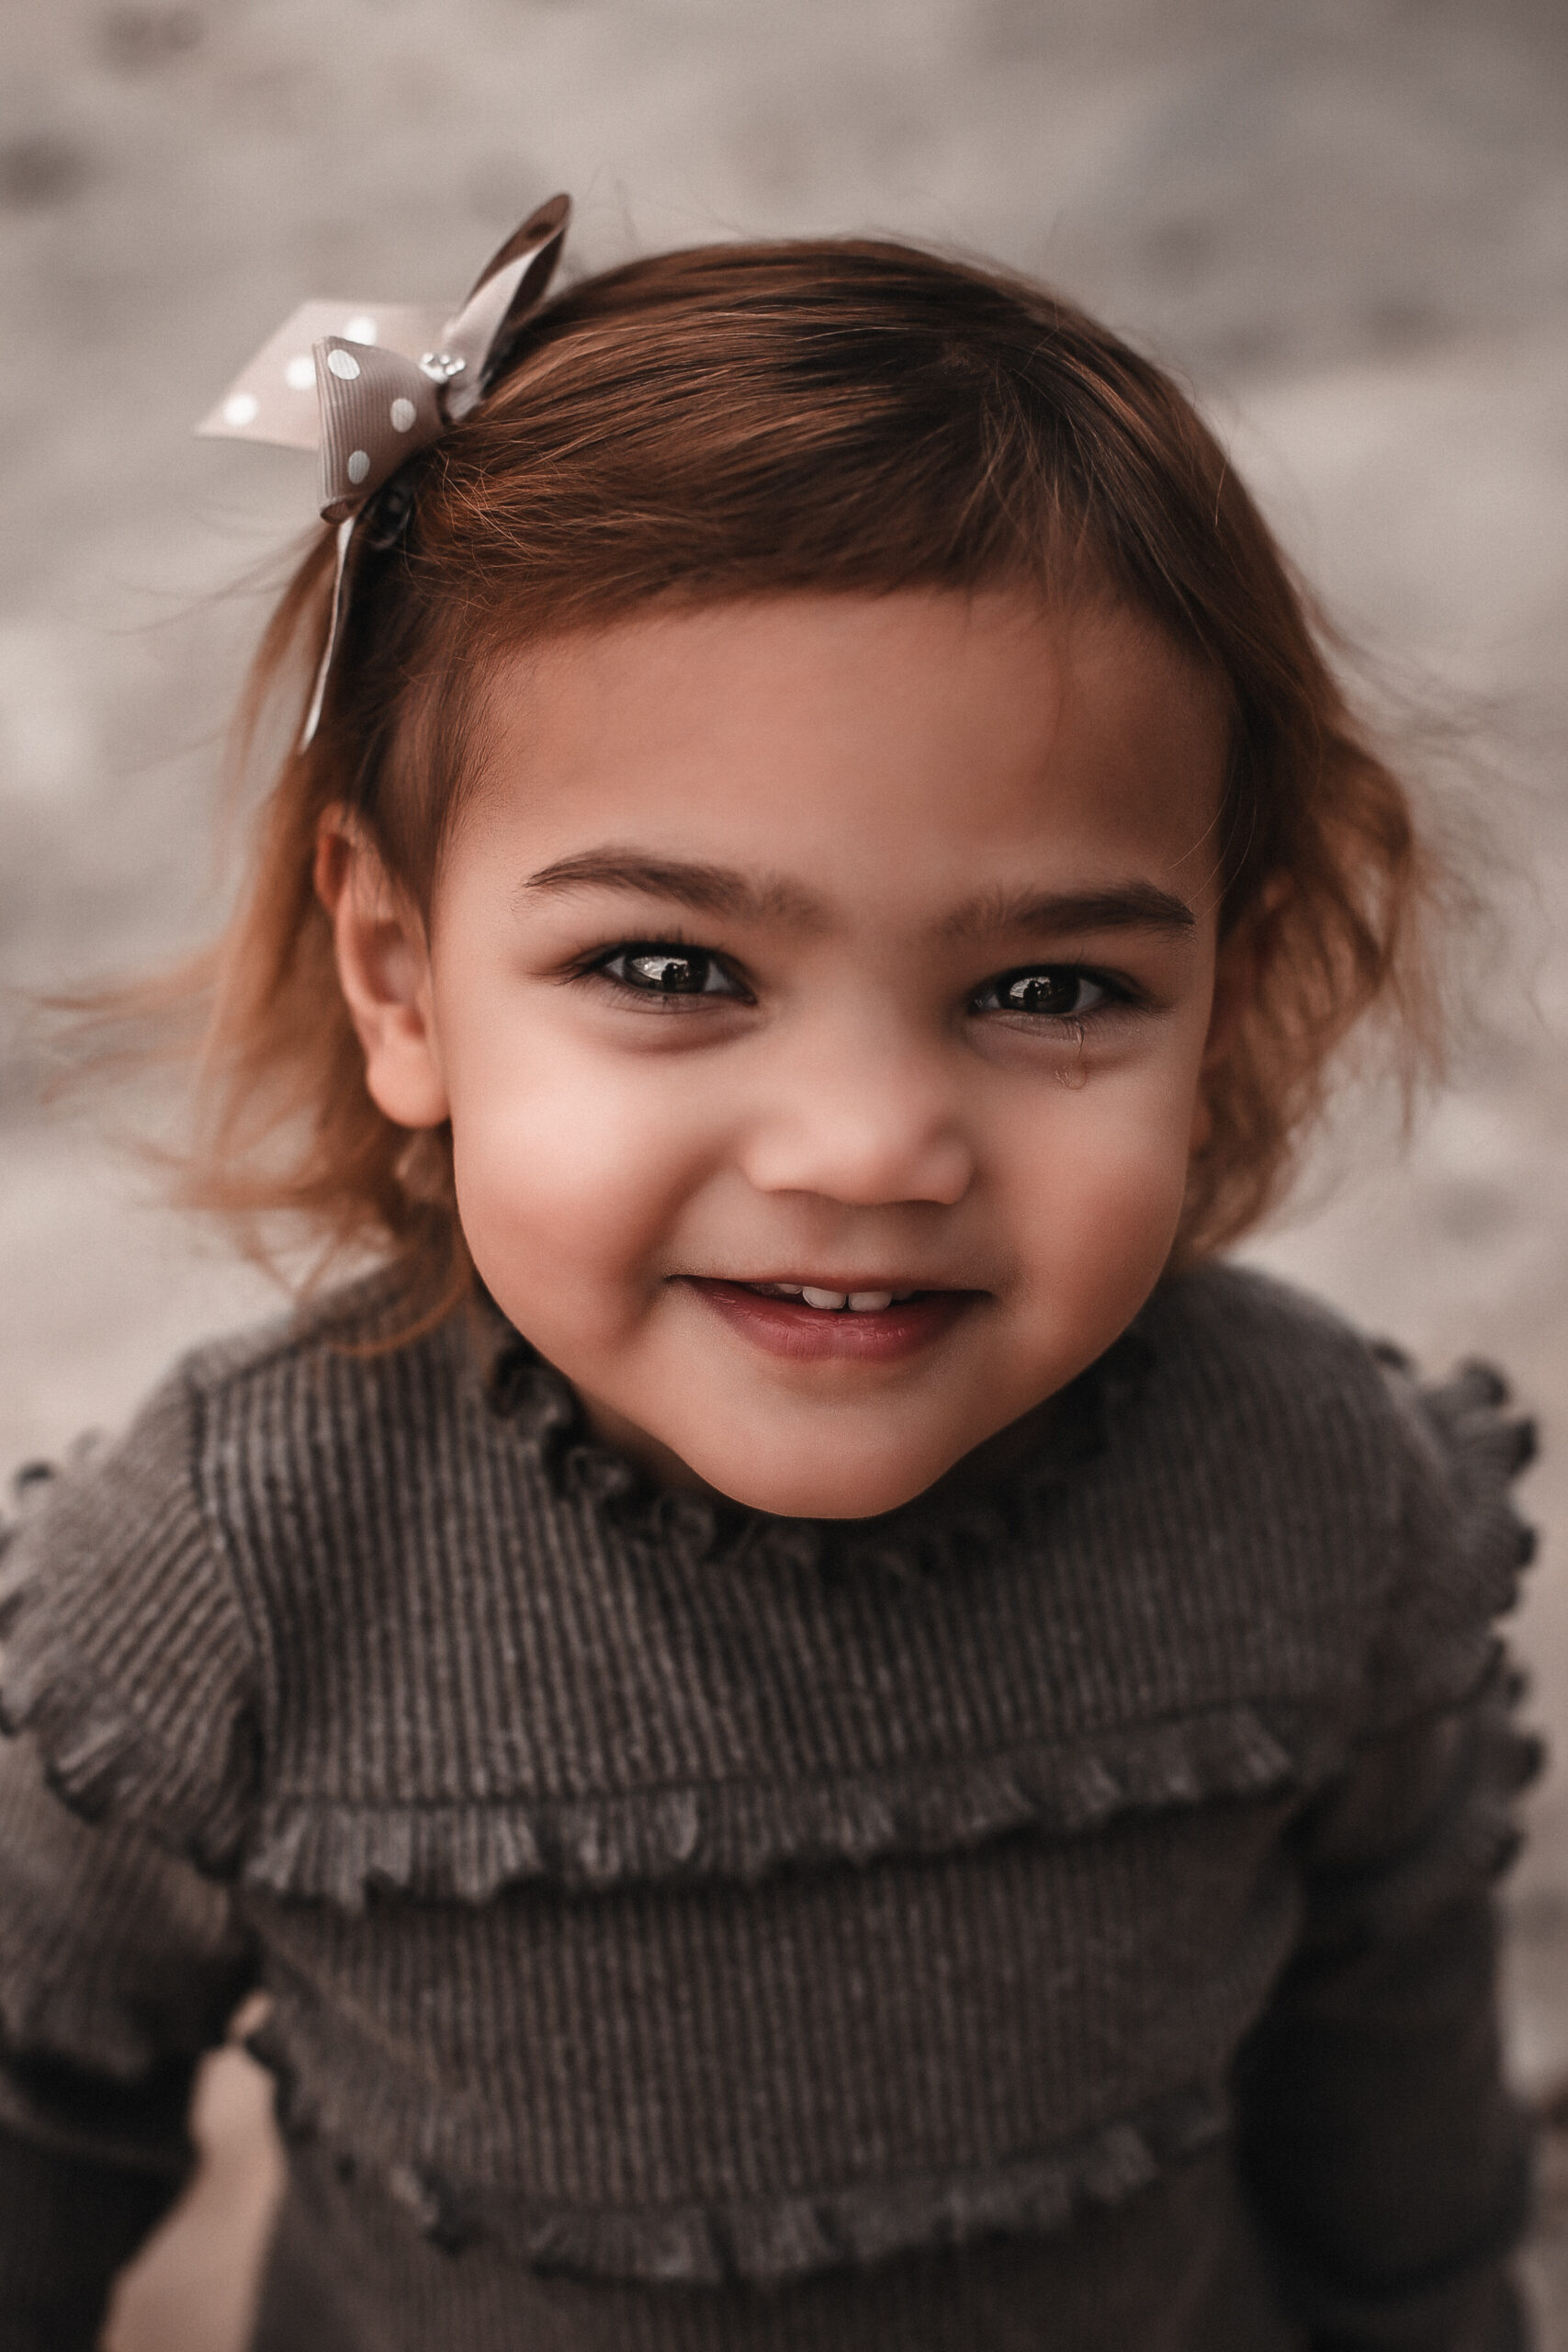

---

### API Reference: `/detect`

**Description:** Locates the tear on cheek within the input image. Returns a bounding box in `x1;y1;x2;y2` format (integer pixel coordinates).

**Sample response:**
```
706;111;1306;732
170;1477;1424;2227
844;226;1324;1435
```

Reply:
1054;1021;1089;1090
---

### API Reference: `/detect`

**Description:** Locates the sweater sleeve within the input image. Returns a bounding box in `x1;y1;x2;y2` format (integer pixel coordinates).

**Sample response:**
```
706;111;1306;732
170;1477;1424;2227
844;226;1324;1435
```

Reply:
0;1372;262;2351
1234;1359;1540;2352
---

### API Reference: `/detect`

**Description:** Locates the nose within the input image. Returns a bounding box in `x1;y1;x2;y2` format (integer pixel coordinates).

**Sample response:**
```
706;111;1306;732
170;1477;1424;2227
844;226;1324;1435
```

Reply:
738;1024;975;1208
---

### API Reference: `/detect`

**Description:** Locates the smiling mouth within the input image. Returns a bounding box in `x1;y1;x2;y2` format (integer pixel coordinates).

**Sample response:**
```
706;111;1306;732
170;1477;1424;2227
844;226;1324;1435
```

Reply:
683;1276;979;1363
736;1281;923;1313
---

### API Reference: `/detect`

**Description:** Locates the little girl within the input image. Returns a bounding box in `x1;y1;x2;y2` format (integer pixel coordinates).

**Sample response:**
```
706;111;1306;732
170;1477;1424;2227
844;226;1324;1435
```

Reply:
0;199;1541;2351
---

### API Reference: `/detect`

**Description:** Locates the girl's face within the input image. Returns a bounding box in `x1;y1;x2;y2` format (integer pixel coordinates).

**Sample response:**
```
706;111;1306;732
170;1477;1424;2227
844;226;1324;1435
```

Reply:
333;590;1235;1518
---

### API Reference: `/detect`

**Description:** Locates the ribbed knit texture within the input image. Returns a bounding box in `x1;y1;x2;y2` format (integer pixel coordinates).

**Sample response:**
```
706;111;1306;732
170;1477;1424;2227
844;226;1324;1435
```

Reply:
0;1262;1540;2350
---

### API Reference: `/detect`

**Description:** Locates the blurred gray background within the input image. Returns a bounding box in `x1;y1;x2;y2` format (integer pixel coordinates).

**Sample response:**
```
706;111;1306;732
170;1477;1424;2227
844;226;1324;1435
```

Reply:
2;1;1566;2344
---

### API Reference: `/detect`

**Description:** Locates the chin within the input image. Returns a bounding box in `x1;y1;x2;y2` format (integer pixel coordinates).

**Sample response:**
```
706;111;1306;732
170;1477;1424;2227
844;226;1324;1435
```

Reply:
686;1437;957;1523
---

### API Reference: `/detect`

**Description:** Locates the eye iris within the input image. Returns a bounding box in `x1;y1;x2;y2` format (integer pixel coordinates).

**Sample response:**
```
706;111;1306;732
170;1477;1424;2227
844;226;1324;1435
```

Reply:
1005;969;1077;1015
627;950;705;992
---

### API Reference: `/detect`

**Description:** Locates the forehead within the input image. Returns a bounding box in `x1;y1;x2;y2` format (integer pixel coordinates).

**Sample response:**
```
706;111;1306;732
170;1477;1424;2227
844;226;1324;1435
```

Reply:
463;590;1232;919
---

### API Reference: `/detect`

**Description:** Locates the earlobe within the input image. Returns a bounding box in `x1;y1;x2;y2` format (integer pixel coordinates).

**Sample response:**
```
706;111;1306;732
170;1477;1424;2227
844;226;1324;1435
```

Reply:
317;810;451;1129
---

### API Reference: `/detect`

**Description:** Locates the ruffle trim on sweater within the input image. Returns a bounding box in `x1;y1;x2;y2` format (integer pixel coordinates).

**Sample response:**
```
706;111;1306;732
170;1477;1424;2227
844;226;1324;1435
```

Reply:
0;1321;1538;1906
0;1616;247;1878
1370;1351;1538;1724
1421;1357;1537;1593
480;1313;1152;1580
0;1464;251;1876
0;1612;159;1826
242;1705;1302;1906
1304;1645;1544;1951
247;2026;1227;2284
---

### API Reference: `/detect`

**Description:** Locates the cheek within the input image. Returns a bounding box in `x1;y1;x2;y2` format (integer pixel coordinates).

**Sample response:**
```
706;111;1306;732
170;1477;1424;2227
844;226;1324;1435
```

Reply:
439;1016;717;1312
1002;1066;1198;1311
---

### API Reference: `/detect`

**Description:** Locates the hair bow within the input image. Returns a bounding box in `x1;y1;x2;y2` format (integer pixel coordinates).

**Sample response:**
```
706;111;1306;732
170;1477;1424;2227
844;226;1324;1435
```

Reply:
198;194;571;741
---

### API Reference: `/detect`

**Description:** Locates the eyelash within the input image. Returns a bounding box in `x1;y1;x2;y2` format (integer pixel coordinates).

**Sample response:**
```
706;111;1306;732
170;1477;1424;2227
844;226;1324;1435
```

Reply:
574;939;1141;1025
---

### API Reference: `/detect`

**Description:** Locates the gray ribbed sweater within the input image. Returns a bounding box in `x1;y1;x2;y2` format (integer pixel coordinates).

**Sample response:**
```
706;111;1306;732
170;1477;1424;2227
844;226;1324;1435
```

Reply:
0;1263;1540;2351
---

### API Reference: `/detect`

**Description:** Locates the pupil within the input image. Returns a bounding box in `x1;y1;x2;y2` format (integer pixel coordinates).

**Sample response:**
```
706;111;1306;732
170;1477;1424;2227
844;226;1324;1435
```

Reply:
630;950;703;992
1006;969;1077;1015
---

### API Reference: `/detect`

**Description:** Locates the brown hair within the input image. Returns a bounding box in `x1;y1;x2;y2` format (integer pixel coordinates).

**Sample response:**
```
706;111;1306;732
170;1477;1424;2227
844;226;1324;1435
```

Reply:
152;234;1444;1314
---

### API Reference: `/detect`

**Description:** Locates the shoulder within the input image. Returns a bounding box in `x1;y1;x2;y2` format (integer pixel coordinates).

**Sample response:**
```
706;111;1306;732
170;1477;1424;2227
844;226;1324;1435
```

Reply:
4;1269;469;1559
78;1264;497;1634
147;1268;491;1518
171;1263;471;1406
1126;1259;1416;1517
1136;1258;1395;1411
1122;1260;1536;1729
1134;1256;1534;1522
0;1269;464;1869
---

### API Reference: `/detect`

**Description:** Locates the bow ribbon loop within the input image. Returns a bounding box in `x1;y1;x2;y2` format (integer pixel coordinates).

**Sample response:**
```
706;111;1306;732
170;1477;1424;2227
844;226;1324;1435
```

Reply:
197;194;572;738
312;338;446;524
438;190;571;423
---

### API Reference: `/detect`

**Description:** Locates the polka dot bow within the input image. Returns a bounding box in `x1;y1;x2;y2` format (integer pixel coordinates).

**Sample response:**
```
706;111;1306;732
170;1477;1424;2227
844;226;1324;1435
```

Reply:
197;194;570;740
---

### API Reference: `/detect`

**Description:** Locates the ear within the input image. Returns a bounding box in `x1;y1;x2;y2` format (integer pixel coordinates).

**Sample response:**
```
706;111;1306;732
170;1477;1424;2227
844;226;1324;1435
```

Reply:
315;809;450;1129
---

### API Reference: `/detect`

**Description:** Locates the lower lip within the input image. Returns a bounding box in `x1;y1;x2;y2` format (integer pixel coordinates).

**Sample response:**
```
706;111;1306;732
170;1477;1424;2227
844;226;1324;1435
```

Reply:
686;1280;977;1363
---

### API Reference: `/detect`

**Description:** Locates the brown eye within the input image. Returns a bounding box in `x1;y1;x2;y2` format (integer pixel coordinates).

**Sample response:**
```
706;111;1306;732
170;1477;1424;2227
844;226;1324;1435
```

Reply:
599;944;744;998
977;966;1111;1019
626;950;707;992
1003;970;1077;1016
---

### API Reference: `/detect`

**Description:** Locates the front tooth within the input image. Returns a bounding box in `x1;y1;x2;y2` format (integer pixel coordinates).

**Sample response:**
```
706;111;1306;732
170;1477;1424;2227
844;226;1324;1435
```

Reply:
801;1286;848;1310
848;1291;893;1312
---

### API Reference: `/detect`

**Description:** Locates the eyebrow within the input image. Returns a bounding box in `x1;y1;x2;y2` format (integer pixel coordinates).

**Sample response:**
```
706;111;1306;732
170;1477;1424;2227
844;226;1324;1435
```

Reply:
519;850;1196;940
519;851;828;928
937;882;1197;940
